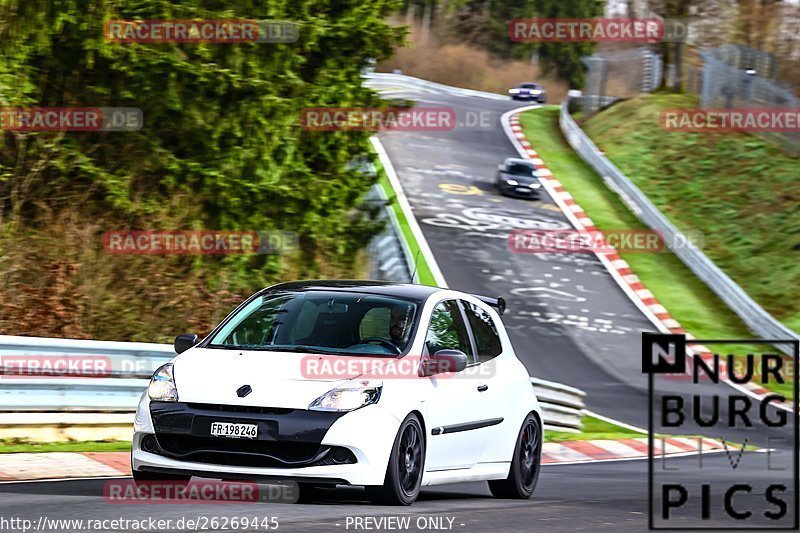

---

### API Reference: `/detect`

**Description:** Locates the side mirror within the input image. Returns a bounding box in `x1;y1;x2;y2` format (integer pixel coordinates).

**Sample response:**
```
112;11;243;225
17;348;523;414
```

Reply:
174;334;199;354
497;164;505;171
419;349;469;377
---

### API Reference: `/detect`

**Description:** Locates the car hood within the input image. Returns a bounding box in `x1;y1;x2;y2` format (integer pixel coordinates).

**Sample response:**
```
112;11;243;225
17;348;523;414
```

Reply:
171;347;396;409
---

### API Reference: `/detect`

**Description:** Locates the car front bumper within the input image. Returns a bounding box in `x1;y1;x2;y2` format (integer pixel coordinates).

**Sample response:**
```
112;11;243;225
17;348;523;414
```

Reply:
498;182;542;199
511;94;545;102
132;395;401;487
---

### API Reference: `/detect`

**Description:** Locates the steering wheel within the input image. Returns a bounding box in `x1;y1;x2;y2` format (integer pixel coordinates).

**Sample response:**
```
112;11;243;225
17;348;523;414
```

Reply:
358;337;401;354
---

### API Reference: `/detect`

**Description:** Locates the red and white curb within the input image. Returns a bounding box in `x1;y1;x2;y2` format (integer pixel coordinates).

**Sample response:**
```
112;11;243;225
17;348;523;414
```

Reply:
0;452;130;481
504;111;789;408
542;437;727;465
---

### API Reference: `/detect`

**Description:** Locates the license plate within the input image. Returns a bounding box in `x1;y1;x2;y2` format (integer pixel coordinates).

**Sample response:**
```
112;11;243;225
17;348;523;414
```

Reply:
210;422;258;439
516;187;531;193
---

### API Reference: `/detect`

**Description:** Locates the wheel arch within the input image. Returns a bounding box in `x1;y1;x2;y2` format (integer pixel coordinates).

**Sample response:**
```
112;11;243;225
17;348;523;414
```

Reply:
410;409;427;436
529;409;542;429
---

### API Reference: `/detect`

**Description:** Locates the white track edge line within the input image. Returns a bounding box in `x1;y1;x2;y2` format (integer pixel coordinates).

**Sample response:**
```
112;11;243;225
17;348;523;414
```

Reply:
583;409;648;434
370;136;448;288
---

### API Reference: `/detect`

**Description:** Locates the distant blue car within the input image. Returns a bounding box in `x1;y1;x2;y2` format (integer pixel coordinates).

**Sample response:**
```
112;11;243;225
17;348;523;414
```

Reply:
509;82;547;103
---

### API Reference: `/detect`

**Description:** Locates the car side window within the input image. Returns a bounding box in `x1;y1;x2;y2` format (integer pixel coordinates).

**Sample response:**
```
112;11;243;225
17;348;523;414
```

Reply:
424;300;472;357
462;301;502;363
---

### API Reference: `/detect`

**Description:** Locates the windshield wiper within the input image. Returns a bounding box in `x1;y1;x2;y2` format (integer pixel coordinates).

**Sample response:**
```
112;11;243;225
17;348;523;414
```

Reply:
267;345;344;355
209;344;343;354
207;343;386;356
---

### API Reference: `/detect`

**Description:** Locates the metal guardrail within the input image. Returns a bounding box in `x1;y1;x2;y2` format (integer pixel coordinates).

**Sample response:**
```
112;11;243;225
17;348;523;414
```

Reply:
0;335;587;432
0;335;168;411
363;72;509;101
559;101;799;354
365;184;414;284
532;377;585;432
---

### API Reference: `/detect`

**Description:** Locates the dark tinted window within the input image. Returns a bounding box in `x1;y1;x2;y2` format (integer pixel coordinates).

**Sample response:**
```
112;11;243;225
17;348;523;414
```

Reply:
462;301;502;363
425;300;472;357
207;291;418;355
507;162;536;176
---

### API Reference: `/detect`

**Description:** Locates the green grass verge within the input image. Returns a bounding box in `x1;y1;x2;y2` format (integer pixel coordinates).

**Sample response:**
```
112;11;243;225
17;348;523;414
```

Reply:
582;94;800;335
0;439;131;453
519;107;793;399
372;153;438;287
545;415;644;443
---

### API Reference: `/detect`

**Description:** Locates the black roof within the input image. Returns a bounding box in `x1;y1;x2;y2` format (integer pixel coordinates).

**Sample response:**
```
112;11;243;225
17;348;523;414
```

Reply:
504;157;535;167
264;280;443;301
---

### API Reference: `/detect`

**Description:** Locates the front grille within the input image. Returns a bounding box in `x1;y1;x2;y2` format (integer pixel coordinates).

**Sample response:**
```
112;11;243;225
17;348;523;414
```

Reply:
186;403;294;416
154;435;356;468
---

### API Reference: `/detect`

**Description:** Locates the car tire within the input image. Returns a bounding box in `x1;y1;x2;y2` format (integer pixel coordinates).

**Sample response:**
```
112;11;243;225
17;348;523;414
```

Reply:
131;469;191;492
488;414;541;499
366;413;425;505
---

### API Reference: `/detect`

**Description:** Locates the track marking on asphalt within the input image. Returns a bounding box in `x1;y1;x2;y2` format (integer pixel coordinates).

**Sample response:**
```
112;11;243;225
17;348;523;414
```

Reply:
510;287;585;302
0;475;128;485
438;183;484;195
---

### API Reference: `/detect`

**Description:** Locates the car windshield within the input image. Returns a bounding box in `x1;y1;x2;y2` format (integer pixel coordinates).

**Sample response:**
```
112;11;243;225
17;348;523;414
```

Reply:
507;162;537;176
519;83;539;89
206;290;419;356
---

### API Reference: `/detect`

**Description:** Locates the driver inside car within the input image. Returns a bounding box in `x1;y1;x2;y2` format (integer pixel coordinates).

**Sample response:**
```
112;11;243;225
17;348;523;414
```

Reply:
389;303;413;346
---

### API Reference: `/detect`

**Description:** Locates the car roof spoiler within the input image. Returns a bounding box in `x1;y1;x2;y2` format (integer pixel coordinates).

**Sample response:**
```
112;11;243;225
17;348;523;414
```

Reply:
473;294;506;315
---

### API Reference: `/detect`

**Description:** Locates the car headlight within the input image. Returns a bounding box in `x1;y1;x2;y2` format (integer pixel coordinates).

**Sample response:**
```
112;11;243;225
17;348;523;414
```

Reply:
309;380;382;412
531;183;542;189
509;89;520;94
506;179;519;186
530;90;542;95
148;363;178;402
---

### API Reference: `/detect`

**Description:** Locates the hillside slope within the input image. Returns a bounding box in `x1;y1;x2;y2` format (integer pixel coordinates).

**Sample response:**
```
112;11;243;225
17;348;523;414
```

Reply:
582;94;800;333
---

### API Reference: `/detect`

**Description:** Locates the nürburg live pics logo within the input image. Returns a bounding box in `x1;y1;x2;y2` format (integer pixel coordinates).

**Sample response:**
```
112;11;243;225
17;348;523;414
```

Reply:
643;332;798;530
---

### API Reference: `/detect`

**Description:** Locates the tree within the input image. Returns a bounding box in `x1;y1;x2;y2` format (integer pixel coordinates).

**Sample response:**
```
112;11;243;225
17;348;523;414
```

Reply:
0;0;405;339
527;0;604;88
436;0;603;87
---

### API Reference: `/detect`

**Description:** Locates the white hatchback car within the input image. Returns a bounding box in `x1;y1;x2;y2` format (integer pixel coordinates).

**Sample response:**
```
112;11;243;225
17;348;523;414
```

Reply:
132;281;543;505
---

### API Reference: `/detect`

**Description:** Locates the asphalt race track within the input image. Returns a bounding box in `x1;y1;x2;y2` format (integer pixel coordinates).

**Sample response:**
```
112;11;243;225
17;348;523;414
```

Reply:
378;94;657;427
2;88;795;532
377;90;794;445
0;455;789;532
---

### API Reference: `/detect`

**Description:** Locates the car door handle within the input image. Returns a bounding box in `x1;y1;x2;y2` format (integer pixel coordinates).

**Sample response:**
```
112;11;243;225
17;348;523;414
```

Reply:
477;384;488;392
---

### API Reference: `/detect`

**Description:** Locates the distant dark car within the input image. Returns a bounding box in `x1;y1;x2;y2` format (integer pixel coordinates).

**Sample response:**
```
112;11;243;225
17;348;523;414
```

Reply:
495;158;543;199
509;82;547;103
